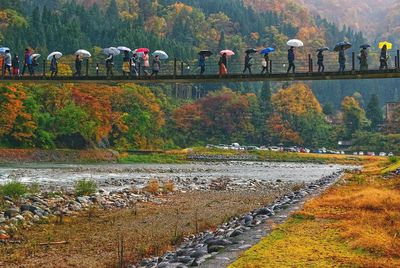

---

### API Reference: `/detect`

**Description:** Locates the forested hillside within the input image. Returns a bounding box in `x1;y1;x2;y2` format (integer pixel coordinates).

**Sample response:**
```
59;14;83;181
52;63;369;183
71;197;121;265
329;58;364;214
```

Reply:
1;0;400;151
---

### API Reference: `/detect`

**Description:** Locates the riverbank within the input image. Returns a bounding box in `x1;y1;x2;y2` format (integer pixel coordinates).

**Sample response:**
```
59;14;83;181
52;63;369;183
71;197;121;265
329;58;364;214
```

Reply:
0;148;374;166
230;156;400;267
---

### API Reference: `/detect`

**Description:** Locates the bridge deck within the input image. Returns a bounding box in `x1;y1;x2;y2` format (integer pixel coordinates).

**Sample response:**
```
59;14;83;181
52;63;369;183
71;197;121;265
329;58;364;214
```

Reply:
1;69;400;84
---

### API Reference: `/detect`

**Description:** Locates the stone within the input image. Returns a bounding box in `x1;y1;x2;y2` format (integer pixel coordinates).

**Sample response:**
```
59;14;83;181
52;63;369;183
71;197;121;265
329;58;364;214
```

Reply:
176;256;193;264
15;215;24;221
20;204;38;214
205;238;232;247
207;245;225;253
0;217;6;224
4;208;19;219
229;229;243;237
189;250;207;259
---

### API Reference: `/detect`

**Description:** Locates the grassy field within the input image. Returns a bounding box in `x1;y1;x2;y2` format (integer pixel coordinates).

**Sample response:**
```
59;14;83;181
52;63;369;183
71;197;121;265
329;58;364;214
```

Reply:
0;190;291;268
230;157;400;267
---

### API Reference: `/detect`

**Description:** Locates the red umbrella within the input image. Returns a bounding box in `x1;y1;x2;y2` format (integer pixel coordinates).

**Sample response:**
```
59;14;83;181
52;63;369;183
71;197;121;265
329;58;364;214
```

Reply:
219;50;235;56
135;48;150;53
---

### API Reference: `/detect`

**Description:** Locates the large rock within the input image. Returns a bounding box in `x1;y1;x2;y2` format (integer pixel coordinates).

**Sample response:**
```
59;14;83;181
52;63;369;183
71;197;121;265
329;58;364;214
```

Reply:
4;208;19;219
207;245;225;253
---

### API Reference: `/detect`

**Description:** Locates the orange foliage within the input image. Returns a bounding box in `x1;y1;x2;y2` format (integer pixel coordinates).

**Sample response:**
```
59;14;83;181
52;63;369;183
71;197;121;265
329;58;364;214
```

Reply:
268;113;302;144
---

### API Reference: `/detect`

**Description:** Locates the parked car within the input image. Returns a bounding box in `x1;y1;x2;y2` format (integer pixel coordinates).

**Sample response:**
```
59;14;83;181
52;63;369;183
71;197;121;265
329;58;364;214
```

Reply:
367;152;375;156
358;151;364;156
388;152;394;157
379;152;387;156
353;152;358;155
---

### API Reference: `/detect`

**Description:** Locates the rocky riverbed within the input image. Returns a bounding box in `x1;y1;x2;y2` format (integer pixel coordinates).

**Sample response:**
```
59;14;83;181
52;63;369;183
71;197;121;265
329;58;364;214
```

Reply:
0;161;355;267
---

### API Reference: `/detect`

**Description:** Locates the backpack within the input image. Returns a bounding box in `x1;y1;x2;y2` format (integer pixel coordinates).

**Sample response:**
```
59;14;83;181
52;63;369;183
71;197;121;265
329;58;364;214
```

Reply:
32;57;38;66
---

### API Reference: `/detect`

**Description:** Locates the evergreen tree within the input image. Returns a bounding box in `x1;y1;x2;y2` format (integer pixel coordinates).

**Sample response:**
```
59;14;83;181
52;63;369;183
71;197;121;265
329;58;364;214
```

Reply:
366;94;383;131
218;31;226;51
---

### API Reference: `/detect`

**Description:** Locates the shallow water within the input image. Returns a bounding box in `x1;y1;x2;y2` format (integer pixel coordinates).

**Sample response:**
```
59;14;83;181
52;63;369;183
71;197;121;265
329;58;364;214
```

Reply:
0;161;352;191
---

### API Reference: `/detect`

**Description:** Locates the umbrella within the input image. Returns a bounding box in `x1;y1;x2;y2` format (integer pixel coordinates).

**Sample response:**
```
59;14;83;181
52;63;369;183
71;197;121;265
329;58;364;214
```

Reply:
220;50;235;56
360;44;370;49
152;50;169;60
75;49;91;58
334;42;352;51
379;41;392;50
260;47;275;54
117;46;131;52
47;52;62;60
287;39;304;47
199;50;213;57
316;47;329;52
32;53;41;59
135;48;150;53
103;47;120;56
245;48;257;54
0;47;10;54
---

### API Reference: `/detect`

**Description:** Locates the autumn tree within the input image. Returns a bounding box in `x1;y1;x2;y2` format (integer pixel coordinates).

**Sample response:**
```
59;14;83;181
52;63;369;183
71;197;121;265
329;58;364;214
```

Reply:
341;96;368;138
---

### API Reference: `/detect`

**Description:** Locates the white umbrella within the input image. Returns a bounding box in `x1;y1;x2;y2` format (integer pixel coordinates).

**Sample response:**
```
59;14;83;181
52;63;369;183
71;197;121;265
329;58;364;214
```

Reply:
0;47;10;54
117;46;131;52
152;50;169;60
287;39;304;47
32;53;41;59
47;51;62;60
103;47;120;56
75;49;91;58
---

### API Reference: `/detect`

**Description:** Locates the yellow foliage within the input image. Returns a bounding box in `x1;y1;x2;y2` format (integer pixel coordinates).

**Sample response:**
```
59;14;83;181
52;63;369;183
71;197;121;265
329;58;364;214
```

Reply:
272;83;322;116
231;159;400;267
144;180;160;194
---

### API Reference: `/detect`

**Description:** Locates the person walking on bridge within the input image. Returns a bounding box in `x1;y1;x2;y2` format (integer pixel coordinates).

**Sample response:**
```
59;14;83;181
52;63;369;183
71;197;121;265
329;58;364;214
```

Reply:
12;54;20;77
379;45;388;70
219;53;228;76
338;45;346;72
261;53;269;74
142;52;150;76
74;55;82;77
243;52;252;74
151;55;160;77
359;47;368;71
3;49;12;77
131;53;139;76
50;55;58;77
22;48;33;76
287;46;295;73
122;50;130;77
199;54;206;75
317;50;325;73
105;54;114;77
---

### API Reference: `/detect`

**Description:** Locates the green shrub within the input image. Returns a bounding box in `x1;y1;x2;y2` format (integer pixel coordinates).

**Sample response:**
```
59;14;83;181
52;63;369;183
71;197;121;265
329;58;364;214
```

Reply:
0;180;28;199
74;179;97;196
389;156;399;163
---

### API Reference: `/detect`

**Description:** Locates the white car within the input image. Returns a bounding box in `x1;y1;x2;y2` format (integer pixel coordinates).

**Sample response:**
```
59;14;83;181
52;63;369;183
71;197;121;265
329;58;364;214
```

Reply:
358;151;364;156
379;152;387;156
388;152;394;157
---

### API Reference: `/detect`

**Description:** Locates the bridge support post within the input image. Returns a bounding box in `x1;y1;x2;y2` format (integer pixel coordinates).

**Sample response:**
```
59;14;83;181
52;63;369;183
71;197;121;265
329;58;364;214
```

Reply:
174;58;177;78
96;63;99;76
396;56;398;69
352;52;355;72
86;59;89;76
269;60;272;74
42;60;46;77
397;50;400;70
181;62;184;76
308;54;312;73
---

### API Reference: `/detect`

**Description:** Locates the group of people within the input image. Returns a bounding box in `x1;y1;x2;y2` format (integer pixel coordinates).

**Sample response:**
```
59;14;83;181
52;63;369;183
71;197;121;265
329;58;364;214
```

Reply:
0;48;162;78
1;44;395;78
104;50;161;78
1;48;40;77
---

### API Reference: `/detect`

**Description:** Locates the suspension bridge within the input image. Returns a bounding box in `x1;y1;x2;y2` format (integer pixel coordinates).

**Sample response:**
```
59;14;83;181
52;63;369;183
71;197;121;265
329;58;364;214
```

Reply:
1;50;400;84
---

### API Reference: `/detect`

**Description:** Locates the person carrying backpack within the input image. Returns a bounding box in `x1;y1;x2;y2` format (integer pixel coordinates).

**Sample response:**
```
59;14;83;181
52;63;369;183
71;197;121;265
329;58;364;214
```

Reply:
287;47;295;73
105;54;114;77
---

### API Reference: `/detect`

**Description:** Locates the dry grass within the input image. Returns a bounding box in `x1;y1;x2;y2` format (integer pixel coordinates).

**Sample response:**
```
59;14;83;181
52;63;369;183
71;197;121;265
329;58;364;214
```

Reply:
162;181;175;193
231;159;400;268
0;190;285;268
143;180;160;194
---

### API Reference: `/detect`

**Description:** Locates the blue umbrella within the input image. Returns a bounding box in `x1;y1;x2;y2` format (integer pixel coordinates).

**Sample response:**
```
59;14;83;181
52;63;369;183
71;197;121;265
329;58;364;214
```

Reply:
260;47;275;54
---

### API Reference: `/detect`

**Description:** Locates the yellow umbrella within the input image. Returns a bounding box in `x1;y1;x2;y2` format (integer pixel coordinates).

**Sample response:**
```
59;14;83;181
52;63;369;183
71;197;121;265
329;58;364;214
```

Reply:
379;41;392;50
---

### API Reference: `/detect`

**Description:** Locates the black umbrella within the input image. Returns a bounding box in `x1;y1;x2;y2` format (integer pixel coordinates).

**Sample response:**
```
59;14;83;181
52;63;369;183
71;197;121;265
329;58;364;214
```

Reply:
245;48;257;54
199;50;213;57
334;42;352;52
316;47;329;52
360;44;370;49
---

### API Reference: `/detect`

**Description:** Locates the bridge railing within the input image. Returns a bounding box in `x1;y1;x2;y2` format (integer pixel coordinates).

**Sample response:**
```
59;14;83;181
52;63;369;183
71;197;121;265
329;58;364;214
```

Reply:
2;50;400;79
